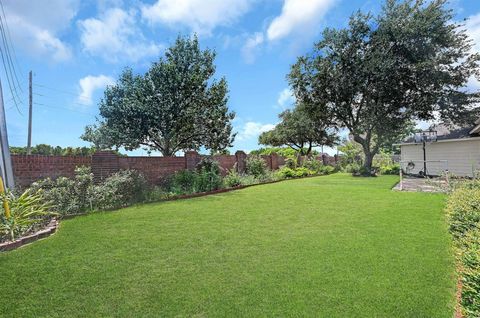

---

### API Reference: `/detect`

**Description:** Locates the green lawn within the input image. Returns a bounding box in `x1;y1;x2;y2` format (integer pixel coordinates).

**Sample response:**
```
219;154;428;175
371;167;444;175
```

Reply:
0;174;455;317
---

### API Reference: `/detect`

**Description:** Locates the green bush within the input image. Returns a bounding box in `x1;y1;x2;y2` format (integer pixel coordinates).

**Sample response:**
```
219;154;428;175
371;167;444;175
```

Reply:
276;167;296;179
30;166;95;215
446;188;480;239
170;170;198;194
31;167;150;214
195;157;222;192
318;165;335;175
294;167;314;177
459;228;480;317
94;170;149;210
446;185;480;317
224;170;242;187
0;189;56;241
302;157;322;171
284;157;297;169
246;155;268;177
379;163;400;175
169;158;222;194
342;162;362;174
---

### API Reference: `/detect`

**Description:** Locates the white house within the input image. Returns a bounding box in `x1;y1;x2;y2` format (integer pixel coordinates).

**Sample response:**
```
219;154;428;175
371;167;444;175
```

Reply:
397;119;480;177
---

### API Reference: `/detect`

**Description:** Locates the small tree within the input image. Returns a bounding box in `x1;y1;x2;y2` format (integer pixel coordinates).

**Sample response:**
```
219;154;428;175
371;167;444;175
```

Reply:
259;104;337;156
82;35;236;156
289;0;480;175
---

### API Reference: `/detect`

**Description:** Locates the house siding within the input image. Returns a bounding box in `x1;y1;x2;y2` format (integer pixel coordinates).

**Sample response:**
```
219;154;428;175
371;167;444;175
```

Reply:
400;139;480;177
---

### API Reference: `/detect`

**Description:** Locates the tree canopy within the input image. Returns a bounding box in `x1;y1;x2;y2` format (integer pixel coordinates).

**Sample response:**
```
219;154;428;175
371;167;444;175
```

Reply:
258;103;338;156
82;35;236;156
288;0;480;174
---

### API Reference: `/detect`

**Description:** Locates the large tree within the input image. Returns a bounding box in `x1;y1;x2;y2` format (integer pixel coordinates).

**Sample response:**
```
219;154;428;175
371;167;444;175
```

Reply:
288;0;480;174
82;35;235;156
258;103;338;156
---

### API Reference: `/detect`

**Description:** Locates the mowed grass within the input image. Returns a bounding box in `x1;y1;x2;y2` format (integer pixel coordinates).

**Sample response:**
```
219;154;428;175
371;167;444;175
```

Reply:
0;174;455;317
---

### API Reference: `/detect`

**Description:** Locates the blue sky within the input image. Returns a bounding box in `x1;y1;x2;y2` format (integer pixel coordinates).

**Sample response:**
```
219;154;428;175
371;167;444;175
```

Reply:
3;0;480;155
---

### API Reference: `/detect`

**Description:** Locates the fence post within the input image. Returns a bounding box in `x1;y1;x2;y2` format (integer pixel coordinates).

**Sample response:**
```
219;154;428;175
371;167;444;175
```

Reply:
185;151;201;170
91;151;120;183
271;152;280;170
235;150;247;174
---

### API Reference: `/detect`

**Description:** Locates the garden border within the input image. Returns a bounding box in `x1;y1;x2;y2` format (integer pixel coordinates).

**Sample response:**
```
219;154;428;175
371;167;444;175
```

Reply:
0;218;58;252
1;174;333;251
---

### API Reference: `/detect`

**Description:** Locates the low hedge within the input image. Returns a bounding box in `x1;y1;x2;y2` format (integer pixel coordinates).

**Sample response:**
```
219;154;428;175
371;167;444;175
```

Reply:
446;185;480;317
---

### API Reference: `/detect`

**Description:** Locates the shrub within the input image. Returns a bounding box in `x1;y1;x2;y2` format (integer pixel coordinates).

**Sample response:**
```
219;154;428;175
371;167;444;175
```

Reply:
318;165;335;175
342;162;362;174
30;166;95;215
294;167;314;177
195;157;222;192
302;157;322;171
246;155;268;177
459;228;480;317
169;158;222;194
94;170;149;210
276;167;296;179
224;170;242;188
446;188;480;239
0;189;55;241
170;170;198;194
379;163;400;175
284;157;297;169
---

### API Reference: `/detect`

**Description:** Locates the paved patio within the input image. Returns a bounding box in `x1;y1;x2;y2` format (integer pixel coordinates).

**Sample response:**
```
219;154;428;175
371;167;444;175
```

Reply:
393;176;447;193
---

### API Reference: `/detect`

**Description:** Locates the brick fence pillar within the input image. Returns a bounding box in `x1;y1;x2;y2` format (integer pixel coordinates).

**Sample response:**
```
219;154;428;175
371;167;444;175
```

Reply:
185;151;201;170
92;151;120;182
271;153;280;170
235;150;247;174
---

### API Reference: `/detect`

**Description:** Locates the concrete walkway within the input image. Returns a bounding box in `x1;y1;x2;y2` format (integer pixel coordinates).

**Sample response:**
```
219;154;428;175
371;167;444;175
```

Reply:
393;177;447;193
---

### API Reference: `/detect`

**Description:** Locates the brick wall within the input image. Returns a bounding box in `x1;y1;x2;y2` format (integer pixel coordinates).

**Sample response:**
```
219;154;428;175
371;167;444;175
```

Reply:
12;155;92;187
214;154;237;175
118;156;186;184
12;151;340;187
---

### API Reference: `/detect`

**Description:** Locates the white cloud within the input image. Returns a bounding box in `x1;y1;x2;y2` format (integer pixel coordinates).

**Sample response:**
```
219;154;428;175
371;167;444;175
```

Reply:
241;32;264;63
141;0;253;35
462;14;480;93
78;8;163;63
267;0;336;41
277;88;296;109
466;13;480;54
237;121;276;141
3;0;78;62
78;75;115;106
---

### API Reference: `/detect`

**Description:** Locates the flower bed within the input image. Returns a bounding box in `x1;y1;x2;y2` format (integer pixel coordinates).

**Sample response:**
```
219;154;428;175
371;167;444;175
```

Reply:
0;218;58;252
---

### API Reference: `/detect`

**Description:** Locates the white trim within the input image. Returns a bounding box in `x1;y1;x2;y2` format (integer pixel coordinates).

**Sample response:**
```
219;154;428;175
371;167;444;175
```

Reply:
395;135;480;146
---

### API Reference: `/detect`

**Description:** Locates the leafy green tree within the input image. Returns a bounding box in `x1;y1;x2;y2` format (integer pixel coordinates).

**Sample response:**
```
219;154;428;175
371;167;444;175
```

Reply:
289;0;480;175
259;104;337;156
9;145;97;156
249;147;319;158
82;35;236;156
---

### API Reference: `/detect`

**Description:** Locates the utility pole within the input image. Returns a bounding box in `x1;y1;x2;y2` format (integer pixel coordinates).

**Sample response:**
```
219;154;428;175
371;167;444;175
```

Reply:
27;70;32;155
0;78;14;189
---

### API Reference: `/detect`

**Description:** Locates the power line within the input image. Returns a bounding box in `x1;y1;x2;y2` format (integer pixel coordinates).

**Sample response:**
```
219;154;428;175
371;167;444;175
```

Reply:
0;45;22;114
33;91;94;108
0;0;24;78
0;4;25;117
33;83;93;103
0;12;22;94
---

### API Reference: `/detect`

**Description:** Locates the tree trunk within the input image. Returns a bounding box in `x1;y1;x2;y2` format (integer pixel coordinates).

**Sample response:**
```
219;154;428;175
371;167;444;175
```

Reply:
353;134;376;177
363;151;375;176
